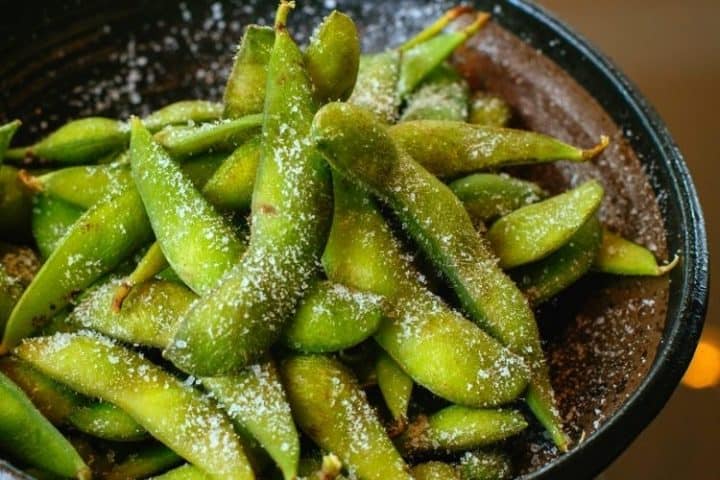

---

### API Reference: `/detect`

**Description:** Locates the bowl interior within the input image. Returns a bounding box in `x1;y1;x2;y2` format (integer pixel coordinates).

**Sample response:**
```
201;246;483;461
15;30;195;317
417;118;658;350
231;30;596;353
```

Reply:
0;1;707;479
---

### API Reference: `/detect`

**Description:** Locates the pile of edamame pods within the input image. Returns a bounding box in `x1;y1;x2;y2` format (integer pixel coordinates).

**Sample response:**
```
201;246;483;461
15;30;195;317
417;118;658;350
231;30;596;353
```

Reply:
0;2;679;479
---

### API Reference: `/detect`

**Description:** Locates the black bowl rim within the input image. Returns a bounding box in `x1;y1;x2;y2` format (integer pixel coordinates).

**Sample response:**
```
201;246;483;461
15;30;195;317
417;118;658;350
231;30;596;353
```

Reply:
493;1;709;478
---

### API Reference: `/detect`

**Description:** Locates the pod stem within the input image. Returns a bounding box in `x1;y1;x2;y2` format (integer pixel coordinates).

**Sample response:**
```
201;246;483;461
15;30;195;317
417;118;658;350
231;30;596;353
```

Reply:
460;11;492;41
17;169;43;193
657;254;680;275
399;5;475;51
316;454;343;480
582;135;610;160
4;146;30;160
111;280;134;313
275;0;295;31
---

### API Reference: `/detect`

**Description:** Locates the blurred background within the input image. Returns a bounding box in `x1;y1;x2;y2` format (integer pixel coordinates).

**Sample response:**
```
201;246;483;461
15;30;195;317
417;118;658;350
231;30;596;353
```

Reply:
537;1;719;478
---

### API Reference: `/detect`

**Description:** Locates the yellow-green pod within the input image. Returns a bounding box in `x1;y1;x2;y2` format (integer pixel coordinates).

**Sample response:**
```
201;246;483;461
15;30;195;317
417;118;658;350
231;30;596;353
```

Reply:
224;26;275;119
348;52;401;124
281;355;413;480
593;228;679;276
202;136;261;213
143;100;224;132
151;464;212;480
0;120;21;163
411;462;461;480
16;333;255;480
154;114;262;158
376;351;413;428
0;371;89;479
68;402;148;442
31;194;84;259
458;450;512;480
105;444;183;480
469;91;512;127
400;64;469;122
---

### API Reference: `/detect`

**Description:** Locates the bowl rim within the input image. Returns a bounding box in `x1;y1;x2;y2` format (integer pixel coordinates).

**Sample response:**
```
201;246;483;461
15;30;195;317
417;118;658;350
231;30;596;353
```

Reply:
492;1;709;478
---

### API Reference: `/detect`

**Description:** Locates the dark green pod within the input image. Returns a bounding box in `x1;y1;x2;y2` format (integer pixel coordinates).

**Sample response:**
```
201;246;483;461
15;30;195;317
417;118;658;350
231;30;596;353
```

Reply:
105;444;183;480
593;228;679;276
0;371;89;479
281;355;413;480
389;120;609;178
348;51;401;123
458;450;512;480
306;11;361;103
282;281;383;353
400;63;469;122
0;166;33;242
0;265;22;334
398;406;527;454
224;25;275;119
450;173;546;223
154;114;262;158
487;180;605;268
513;216;602;305
469;91;512;127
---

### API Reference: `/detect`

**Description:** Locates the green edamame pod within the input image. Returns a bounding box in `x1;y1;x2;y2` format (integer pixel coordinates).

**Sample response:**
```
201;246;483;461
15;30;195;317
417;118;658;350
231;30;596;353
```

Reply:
0;165;33;242
29;164;131;209
281;355;412;480
17;333;255;480
513;216;603;305
68;402;148;442
398;405;527;454
399;5;474;52
389;120;609;178
282;281;383;353
306;11;360;103
411;462;461;480
376;351;413;430
6;118;127;166
143;100;224;132
313;103;566;450
31;194;85;259
105;444;183;480
458;450;512;480
593;229;679;276
1;179;153;353
203;361;299;480
322;177;529;407
469;91;512;127
0;371;89;479
72;277;196;348
154;114;262;158
398;13;489;98
400;63;469;122
348;51;401;124
0;120;21;163
202;136;261;213
450;173;546;223
488;180;604;268
130;118;246;295
165;2;332;376
224;25;275;119
151;464;212;480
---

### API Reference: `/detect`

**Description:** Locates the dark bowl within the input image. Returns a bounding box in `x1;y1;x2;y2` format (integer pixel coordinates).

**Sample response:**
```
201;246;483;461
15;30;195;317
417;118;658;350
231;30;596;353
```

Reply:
0;1;708;479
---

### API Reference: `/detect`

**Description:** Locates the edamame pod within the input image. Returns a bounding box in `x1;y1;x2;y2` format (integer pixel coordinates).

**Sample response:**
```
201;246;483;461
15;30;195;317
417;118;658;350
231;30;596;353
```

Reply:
389;120;609;178
348;51;401;124
68;402;148;442
26;164;131;209
399;6;474;51
5;117;127;166
312;103;566;450
0;370;89;479
155;115;263;158
398;406;527;454
469;91;512;127
376;351;413;431
322;177;529;407
111;243;171;312
203;361;299;480
1;178;153;352
151;464;212;480
143;100;224;132
16;333;255;480
306;11;360;103
593;229;679;276
398;13;489;98
0;120;21;163
105;444;183;480
130;118;246;295
281;355;412;480
513;216;603;305
282;281;383;353
31;194;84;259
450;173;546;223
224;26;275;119
0;165;33;243
411;462;461;480
165;2;332;375
458;450;512;480
202;136;261;213
400;63;469;122
487;180;604;268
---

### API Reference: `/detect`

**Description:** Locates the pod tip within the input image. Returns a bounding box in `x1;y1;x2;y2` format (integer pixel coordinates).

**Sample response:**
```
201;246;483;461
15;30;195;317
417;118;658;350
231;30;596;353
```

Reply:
583;135;610;160
657;254;680;275
17;169;43;193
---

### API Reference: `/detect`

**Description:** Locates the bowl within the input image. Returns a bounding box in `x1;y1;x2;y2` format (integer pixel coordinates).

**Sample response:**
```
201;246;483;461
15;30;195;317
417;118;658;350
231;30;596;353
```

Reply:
0;1;708;478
